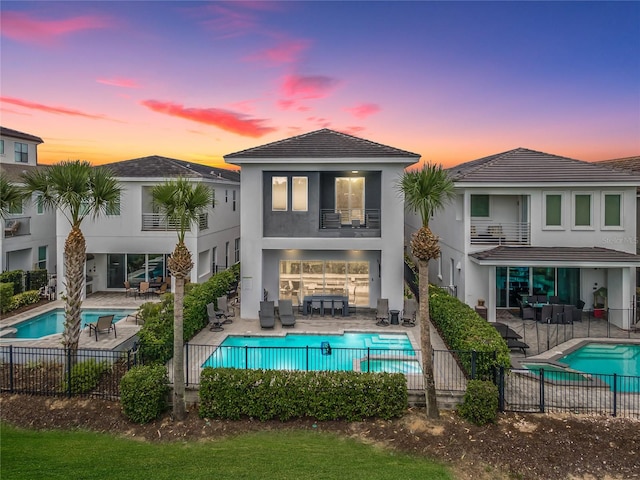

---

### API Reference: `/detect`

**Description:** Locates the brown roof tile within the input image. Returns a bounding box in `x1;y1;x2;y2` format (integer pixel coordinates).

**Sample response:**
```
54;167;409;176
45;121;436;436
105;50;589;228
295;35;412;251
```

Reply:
471;246;640;264
0;126;44;144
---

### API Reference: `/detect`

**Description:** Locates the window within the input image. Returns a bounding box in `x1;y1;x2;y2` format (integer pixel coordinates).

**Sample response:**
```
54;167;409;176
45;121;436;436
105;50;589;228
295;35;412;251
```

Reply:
225;189;228;203
234;238;240;263
225;242;229;268
37;246;47;270
106;193;121;215
470;194;489;217
272;176;287;211
232;189;236;211
336;177;364;223
573;193;592;228
8;199;22;215
603;193;622;227
14;142;28;163
212;247;217;273
211;188;216;208
544;193;562;227
292;176;308;211
0;140;4;155
37;194;44;215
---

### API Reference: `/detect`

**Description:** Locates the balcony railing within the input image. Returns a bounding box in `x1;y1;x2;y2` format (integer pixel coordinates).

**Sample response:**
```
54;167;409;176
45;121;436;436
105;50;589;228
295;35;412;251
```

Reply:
320;208;380;229
470;220;530;245
3;216;31;238
142;213;208;231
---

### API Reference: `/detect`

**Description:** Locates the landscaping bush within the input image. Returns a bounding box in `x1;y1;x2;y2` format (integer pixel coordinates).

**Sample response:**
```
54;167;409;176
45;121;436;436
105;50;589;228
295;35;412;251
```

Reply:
457;379;499;426
0;270;24;295
10;290;41;310
0;283;14;313
62;359;111;394
199;368;407;421
120;365;169;424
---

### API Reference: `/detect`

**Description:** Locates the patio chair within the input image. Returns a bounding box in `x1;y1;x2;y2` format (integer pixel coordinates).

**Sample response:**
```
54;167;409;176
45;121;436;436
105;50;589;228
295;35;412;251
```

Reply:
215;296;235;324
401;298;417;327
259;301;275;329
278;299;296;327
522;306;536;321
574;300;585;322
549;295;561;304
4;220;20;237
87;315;116;341
563;304;575;324
135;281;150;299
322;212;341;229
375;298;389;326
153;282;169;297
206;302;224;332
124;281;134;297
540;304;553;323
551;304;564;324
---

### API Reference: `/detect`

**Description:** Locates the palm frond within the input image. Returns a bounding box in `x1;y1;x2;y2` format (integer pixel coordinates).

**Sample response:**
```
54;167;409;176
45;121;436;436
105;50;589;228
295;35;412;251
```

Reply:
397;162;455;226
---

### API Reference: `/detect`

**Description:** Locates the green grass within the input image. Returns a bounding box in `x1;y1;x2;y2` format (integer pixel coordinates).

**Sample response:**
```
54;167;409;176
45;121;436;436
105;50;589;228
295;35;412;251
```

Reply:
1;424;453;480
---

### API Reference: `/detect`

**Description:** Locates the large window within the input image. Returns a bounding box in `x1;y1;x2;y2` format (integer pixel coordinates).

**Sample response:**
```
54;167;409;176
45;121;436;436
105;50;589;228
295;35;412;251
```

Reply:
107;253;169;288
292;177;308;211
496;266;580;308
336;177;364;223
470;194;489;217
544;193;562;227
106;193;121;215
272;177;287;211
573;193;592;227
603;193;622;227
14;142;28;163
37;246;47;270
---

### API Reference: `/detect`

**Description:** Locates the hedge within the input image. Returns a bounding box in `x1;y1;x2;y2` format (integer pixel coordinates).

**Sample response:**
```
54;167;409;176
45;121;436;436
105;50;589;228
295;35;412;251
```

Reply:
199;368;407;421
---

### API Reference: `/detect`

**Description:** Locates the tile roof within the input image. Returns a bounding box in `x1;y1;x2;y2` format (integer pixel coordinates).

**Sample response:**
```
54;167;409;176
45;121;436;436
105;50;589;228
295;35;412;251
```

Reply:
0;163;41;183
99;155;240;182
449;148;640;183
224;128;420;160
0;127;44;144
596;156;640;173
470;246;640;265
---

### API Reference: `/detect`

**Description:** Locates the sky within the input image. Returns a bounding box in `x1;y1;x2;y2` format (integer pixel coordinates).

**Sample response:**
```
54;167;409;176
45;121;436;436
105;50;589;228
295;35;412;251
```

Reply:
1;1;639;170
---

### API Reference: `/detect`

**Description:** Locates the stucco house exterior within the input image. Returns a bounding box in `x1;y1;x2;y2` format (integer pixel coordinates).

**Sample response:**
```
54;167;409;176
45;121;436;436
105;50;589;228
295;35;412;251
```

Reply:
412;148;640;328
54;156;240;298
0;127;56;275
225;129;419;320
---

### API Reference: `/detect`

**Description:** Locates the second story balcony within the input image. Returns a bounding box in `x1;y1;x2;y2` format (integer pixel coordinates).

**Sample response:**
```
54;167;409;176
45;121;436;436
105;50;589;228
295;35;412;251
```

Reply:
318;208;381;237
4;217;30;239
470;220;530;246
142;213;209;232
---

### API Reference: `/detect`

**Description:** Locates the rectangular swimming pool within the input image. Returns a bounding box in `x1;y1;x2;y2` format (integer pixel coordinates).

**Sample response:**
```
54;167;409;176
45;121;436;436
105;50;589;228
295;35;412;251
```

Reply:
202;332;421;374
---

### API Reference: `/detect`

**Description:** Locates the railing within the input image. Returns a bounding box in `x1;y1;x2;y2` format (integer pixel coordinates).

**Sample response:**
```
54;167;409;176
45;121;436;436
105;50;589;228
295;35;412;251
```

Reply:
320;208;380;229
3;216;31;238
470;220;530;245
142;213;208;231
0;345;140;399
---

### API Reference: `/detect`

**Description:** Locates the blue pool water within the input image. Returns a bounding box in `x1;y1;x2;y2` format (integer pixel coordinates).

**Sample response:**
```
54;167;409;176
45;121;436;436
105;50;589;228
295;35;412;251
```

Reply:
202;332;420;374
5;308;134;339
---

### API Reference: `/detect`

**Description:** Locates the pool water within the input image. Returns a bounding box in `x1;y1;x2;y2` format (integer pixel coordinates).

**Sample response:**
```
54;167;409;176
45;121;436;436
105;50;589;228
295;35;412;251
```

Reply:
521;363;590;383
202;332;420;374
5;308;135;339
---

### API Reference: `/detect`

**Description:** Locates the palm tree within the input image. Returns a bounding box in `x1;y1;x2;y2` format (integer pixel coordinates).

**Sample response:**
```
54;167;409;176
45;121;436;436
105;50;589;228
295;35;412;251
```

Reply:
398;162;455;418
151;177;212;421
0;171;26;219
21;161;121;351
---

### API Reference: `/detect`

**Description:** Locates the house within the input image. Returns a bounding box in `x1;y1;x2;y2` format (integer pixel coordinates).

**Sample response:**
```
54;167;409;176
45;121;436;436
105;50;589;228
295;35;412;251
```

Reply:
417;147;640;328
0;127;56;274
55;156;240;297
225;129;420;320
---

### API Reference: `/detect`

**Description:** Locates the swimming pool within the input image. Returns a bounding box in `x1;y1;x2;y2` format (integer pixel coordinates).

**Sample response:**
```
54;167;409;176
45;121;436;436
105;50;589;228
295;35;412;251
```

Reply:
202;332;421;374
1;308;135;339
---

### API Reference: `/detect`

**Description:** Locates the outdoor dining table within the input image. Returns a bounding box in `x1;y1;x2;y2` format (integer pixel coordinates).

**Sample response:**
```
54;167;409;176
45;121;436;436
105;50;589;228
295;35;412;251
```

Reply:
302;295;349;317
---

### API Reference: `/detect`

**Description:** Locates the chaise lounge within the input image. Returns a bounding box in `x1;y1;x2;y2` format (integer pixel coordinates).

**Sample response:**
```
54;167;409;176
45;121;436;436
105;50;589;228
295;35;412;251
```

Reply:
259;301;275;329
86;314;116;341
278;299;296;327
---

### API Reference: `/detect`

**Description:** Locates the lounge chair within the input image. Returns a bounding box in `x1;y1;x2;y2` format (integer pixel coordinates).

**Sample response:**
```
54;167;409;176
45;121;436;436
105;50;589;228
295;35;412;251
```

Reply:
4;220;20;237
153;282;169;297
401;298;417;327
214;295;235;324
278;299;296;327
259;301;275;329
506;338;530;354
207;302;224;332
87;315;116;341
375;298;389;326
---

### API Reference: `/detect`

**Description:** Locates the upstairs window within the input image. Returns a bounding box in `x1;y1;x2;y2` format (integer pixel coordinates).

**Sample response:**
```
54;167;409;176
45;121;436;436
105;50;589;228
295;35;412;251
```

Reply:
470;194;489;217
232;189;236;211
272;176;288;211
14;142;28;163
0;139;4;155
106;193;121;216
234;238;240;263
292;177;308;211
211;188;216;208
603;193;622;227
573;193;592;228
8;199;23;215
544;193;562;227
37;194;44;215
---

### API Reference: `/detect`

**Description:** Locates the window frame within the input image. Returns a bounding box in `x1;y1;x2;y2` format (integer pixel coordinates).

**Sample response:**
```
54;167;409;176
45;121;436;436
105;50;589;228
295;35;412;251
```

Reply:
271;176;288;211
0;139;4;155
106;193;121;216
571;192;594;230
601;191;623;229
543;192;564;230
232;189;236;211
470;194;490;217
234;238;240;263
14;142;28;163
36;194;45;215
37;246;47;270
292;176;308;212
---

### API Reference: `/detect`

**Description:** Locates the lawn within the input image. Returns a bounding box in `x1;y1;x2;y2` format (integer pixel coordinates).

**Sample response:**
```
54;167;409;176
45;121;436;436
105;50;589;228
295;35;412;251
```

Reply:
1;424;453;480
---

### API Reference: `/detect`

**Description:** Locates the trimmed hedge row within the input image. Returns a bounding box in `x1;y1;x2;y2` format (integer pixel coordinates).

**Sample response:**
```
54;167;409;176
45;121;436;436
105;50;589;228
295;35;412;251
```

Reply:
429;285;511;379
120;365;169;424
0;270;24;295
199;368;407;421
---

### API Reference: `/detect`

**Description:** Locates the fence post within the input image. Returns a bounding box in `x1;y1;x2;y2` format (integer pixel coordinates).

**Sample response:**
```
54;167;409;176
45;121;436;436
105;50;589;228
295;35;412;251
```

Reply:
471;351;477;380
612;374;617;418
245;346;248;369
498;366;505;412
66;348;72;398
306;346;309;371
539;369;545;413
185;343;190;386
367;347;370;373
8;345;14;393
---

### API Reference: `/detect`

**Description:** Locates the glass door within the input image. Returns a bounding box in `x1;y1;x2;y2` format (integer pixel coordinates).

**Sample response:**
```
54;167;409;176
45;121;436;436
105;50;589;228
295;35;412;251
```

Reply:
336;177;364;224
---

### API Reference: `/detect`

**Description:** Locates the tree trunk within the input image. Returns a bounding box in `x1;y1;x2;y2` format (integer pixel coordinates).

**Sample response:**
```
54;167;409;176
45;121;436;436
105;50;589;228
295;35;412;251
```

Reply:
63;225;85;352
172;276;186;420
418;259;439;418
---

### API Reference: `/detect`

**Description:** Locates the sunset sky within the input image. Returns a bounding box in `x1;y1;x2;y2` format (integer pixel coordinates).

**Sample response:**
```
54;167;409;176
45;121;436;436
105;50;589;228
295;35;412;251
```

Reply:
1;1;638;169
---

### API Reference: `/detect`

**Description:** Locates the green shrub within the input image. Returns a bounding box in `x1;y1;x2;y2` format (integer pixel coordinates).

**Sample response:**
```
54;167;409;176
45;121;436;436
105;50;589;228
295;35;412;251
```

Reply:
62;359;111;394
457;379;499;426
0;283;14;313
199;368;407;421
0;270;24;295
120;365;169;424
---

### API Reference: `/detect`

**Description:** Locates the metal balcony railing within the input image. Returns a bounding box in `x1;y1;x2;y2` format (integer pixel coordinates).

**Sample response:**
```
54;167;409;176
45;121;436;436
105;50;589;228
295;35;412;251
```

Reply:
470;220;530;245
3;216;31;238
320;208;380;229
142;213;208;231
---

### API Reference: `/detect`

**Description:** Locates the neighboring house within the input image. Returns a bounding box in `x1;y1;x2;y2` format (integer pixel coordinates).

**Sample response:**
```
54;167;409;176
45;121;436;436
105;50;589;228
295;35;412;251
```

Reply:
0;127;56;274
225;128;420;320
415;147;640;328
56;156;240;298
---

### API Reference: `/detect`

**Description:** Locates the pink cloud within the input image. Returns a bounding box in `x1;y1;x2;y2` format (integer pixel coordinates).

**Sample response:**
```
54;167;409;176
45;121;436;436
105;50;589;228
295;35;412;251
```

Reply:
247;38;310;64
342;126;366;136
281;74;339;99
140;100;276;137
345;103;381;119
1;96;110;120
96;77;140;88
1;11;111;45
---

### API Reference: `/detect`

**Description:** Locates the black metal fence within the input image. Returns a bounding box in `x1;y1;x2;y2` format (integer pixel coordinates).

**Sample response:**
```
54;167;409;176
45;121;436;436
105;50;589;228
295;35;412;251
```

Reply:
0;345;140;399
